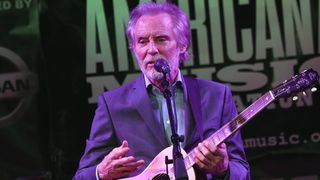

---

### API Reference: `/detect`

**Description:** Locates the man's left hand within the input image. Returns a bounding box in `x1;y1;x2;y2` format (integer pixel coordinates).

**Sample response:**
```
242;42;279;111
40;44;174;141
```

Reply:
194;141;229;177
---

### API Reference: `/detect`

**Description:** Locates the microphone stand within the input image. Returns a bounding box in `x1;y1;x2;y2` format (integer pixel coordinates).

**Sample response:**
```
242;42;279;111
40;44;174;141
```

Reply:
160;73;188;180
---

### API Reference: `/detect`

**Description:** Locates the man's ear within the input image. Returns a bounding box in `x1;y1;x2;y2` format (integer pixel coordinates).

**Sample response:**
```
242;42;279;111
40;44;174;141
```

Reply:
180;45;187;54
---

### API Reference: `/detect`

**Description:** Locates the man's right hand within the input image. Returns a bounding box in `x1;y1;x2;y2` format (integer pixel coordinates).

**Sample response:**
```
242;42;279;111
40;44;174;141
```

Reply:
97;140;145;180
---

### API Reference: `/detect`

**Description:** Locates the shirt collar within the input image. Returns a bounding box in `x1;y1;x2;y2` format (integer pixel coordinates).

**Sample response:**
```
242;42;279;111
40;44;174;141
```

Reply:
145;71;188;102
144;70;184;89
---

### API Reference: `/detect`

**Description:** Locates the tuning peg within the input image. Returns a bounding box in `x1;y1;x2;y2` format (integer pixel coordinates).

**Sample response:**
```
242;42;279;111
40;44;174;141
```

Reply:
302;91;307;96
292;95;299;101
311;87;317;92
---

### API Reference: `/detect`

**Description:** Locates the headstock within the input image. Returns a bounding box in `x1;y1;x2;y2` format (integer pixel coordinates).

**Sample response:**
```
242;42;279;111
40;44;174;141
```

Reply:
271;68;319;100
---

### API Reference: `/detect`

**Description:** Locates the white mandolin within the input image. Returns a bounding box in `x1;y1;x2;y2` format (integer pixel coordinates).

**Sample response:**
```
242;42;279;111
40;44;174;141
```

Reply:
121;69;319;180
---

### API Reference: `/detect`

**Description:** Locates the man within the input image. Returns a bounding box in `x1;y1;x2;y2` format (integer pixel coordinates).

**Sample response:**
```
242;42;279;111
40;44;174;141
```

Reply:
74;2;250;180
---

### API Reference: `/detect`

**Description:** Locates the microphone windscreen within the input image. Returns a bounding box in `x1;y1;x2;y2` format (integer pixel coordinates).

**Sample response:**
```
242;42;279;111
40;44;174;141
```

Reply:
154;59;170;74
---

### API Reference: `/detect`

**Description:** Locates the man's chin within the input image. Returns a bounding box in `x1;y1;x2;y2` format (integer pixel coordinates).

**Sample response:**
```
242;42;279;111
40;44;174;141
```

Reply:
146;71;163;82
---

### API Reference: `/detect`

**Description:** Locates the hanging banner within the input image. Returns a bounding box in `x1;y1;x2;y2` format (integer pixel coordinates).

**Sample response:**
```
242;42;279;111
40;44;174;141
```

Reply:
41;0;320;179
0;0;49;179
84;0;320;179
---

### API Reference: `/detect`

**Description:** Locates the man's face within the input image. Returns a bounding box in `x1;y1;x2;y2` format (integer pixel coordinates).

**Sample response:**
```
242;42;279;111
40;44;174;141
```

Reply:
133;13;185;85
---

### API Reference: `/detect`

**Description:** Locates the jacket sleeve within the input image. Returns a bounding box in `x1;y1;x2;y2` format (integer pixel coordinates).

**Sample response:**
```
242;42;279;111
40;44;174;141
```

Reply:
73;94;118;180
220;86;250;180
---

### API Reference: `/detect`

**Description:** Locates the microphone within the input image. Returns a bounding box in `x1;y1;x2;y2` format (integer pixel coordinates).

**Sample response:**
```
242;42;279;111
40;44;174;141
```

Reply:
154;59;170;74
154;59;171;90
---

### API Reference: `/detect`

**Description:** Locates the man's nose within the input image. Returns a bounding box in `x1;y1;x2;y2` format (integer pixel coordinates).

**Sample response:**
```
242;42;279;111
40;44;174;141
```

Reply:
147;41;159;56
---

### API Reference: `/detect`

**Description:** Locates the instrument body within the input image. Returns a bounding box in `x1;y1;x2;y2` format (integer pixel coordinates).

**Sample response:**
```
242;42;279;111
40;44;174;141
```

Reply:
121;146;195;180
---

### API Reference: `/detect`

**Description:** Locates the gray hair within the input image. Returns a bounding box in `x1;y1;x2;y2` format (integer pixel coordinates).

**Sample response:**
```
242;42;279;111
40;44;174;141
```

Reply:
127;2;191;61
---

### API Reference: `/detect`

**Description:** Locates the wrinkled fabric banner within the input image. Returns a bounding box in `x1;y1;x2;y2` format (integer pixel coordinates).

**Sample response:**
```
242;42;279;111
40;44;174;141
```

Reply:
0;0;49;179
82;0;320;179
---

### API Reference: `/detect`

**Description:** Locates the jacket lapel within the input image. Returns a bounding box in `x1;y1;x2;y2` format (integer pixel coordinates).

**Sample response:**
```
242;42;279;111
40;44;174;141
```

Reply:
184;76;204;150
131;74;168;148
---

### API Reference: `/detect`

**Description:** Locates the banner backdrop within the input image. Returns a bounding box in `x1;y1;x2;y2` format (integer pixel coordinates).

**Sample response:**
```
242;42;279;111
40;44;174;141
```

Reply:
2;0;320;179
83;0;320;179
0;0;50;179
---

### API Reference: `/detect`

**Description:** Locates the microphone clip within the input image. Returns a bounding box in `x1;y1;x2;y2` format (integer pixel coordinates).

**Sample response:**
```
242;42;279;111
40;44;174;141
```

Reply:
160;74;172;98
154;59;172;94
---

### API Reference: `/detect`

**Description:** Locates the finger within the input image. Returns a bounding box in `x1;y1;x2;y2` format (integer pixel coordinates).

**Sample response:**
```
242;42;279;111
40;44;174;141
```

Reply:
203;140;226;157
117;162;144;172
136;160;145;169
114;156;136;166
218;142;226;148
212;143;228;157
199;142;216;161
122;159;145;168
194;144;211;166
113;160;145;175
117;140;129;159
110;146;130;159
121;140;128;148
193;153;206;169
198;143;215;164
203;140;217;153
113;157;144;170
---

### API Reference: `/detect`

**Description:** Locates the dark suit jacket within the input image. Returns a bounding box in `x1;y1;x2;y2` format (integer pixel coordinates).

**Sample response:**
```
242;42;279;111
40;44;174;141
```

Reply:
73;74;250;180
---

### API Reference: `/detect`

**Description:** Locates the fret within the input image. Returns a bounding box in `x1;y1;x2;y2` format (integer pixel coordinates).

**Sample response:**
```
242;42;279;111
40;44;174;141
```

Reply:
235;116;246;124
188;155;194;166
216;131;224;141
210;136;219;145
213;136;221;145
223;126;231;136
239;92;274;121
184;150;196;169
184;155;191;168
230;121;238;131
184;154;194;169
218;126;230;140
188;150;194;160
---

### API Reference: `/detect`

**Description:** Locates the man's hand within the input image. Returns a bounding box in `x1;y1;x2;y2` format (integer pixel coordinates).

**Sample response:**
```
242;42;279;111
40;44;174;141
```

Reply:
194;141;229;177
97;140;145;180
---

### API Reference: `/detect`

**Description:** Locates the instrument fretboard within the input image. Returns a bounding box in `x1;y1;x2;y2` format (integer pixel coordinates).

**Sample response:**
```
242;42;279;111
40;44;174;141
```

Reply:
183;91;275;169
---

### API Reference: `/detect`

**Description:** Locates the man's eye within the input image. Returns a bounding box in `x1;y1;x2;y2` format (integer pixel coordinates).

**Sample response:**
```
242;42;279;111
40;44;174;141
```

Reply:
138;39;148;44
157;38;167;42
